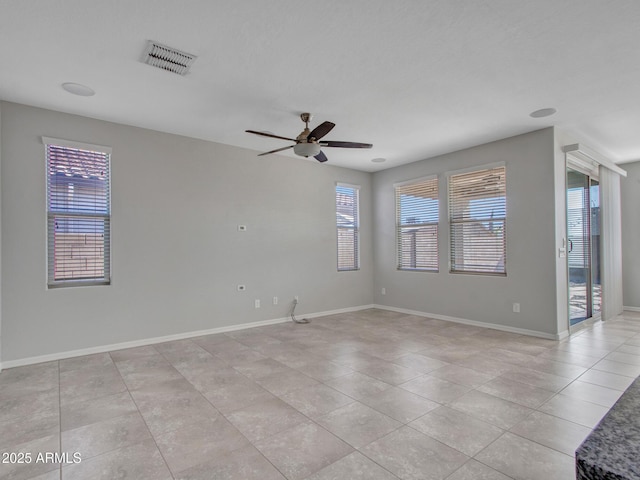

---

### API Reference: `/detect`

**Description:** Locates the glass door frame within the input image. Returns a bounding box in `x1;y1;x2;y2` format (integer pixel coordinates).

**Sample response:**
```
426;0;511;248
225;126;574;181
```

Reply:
566;158;602;333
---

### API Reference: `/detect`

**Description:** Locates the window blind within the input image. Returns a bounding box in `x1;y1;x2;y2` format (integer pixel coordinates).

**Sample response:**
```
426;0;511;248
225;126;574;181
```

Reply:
336;184;359;271
46;142;111;286
395;177;439;271
449;166;506;274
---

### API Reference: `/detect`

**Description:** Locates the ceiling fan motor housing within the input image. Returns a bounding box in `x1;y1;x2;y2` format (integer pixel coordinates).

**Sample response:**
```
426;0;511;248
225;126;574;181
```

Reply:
294;121;320;157
296;128;311;141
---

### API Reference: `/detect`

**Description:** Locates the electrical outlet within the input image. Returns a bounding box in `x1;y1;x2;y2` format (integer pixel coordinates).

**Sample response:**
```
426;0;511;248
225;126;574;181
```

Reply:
381;287;386;295
513;303;520;313
237;285;246;292
255;299;260;308
273;296;278;305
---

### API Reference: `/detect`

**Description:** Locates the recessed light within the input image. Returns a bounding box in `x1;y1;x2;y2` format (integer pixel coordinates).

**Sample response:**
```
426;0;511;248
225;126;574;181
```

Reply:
530;107;557;118
62;83;95;97
371;157;386;163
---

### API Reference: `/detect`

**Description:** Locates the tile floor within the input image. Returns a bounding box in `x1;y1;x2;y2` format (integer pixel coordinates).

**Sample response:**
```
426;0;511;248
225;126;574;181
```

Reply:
1;308;640;480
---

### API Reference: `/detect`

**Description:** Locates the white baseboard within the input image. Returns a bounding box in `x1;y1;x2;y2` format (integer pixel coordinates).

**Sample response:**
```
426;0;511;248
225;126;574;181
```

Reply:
624;306;640;312
295;304;375;321
373;304;566;341
0;304;375;370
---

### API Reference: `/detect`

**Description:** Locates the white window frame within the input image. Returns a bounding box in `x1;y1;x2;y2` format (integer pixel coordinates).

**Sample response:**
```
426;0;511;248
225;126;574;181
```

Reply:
394;175;439;272
336;182;360;271
447;163;506;275
43;137;112;287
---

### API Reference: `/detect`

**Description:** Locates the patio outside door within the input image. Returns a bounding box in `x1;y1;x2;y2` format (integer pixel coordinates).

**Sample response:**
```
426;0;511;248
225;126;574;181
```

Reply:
567;167;601;326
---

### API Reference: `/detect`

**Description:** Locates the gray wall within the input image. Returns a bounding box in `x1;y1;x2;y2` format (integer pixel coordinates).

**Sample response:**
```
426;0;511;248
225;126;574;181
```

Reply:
0;103;3;369
0;102;373;362
621;160;640;309
372;128;561;336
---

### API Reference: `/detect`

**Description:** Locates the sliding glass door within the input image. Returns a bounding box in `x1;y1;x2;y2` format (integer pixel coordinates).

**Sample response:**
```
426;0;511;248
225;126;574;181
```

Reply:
567;168;601;326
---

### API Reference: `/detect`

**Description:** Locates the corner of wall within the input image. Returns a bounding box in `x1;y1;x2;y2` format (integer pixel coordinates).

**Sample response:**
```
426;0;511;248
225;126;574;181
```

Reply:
552;127;569;336
0;101;3;372
620;160;640;309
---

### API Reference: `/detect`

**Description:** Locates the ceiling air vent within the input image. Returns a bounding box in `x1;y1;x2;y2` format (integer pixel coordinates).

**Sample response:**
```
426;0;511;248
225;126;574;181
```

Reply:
142;41;196;76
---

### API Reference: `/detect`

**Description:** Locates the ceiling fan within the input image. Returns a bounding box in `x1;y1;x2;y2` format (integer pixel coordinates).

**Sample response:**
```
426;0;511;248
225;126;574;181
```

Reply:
246;113;372;163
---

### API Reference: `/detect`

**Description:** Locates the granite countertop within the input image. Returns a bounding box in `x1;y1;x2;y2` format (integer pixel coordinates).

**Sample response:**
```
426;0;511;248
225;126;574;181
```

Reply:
576;376;640;480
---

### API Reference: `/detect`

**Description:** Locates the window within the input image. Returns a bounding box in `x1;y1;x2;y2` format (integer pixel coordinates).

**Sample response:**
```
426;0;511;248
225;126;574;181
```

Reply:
449;165;506;274
45;137;111;287
336;183;359;271
395;177;439;271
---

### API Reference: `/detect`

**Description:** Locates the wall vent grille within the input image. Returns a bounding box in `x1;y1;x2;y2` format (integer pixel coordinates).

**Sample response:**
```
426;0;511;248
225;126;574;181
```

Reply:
142;41;196;76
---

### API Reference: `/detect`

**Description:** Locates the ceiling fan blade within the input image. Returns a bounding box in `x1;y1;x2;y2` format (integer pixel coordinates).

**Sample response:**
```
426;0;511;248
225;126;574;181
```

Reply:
314;150;328;163
246;130;297;142
320;141;373;149
307;121;335;141
257;145;294;156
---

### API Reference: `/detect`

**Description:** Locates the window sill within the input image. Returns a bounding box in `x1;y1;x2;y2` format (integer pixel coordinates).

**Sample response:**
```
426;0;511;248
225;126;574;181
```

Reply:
48;279;110;289
449;270;507;277
397;268;439;273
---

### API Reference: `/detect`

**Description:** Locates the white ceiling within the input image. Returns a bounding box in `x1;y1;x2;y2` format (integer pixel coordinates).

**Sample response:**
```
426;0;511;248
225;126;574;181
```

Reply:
1;0;639;172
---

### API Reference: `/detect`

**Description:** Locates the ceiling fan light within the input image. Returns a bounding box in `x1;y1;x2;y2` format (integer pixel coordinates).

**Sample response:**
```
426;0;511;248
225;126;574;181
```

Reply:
293;142;321;157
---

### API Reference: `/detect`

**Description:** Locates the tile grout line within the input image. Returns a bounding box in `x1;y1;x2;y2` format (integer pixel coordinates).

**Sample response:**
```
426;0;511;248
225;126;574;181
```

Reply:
170;337;405;479
122;346;185;480
153;340;291;480
125;391;176;479
59;351;176;479
211;344;350;480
